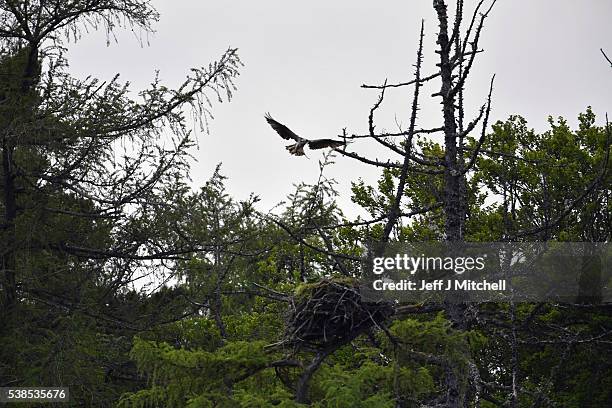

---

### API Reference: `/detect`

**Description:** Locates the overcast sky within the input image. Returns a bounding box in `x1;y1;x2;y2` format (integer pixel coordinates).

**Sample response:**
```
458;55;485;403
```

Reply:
66;0;612;217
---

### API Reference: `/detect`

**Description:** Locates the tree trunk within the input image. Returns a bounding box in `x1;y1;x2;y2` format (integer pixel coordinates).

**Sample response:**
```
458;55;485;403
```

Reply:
295;350;331;404
435;2;468;406
435;0;463;243
1;142;17;311
1;46;40;313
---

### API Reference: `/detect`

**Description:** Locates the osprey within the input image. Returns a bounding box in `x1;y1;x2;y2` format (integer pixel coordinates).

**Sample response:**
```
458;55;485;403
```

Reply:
264;113;346;156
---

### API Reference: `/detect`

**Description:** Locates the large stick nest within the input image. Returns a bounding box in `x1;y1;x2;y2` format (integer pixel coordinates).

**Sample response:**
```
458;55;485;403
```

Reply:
282;277;394;352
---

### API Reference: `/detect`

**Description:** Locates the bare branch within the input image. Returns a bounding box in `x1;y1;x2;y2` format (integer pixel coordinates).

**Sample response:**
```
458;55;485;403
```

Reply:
333;148;401;169
461;0;485;59
601;48;612;68
266;216;361;262
461;74;495;175
361;71;440;89
304;202;443;231
343;127;445;139
367;79;406;157
382;19;425;242
448;0;465;56
451;0;497;97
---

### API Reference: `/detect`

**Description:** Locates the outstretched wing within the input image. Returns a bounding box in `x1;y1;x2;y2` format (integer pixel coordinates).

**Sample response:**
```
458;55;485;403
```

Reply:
264;113;303;142
307;139;345;150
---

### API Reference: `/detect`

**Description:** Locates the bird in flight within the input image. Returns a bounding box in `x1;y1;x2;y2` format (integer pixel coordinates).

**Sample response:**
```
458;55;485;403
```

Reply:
264;113;346;156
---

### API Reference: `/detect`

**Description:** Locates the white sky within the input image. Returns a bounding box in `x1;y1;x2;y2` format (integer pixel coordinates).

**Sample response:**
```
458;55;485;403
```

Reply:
66;0;612;217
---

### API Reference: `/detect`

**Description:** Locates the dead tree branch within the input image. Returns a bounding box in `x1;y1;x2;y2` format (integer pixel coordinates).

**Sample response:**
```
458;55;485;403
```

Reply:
601;48;612;68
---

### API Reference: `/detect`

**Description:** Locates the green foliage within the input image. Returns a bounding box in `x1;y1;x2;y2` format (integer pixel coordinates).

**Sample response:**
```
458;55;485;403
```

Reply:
116;109;610;407
0;4;608;404
119;339;274;408
470;109;610;241
0;3;241;406
293;276;359;300
314;362;395;408
0;306;135;406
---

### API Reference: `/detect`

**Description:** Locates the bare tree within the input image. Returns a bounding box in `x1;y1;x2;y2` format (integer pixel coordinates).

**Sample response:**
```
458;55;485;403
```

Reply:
252;2;610;406
266;1;498;405
344;0;496;246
